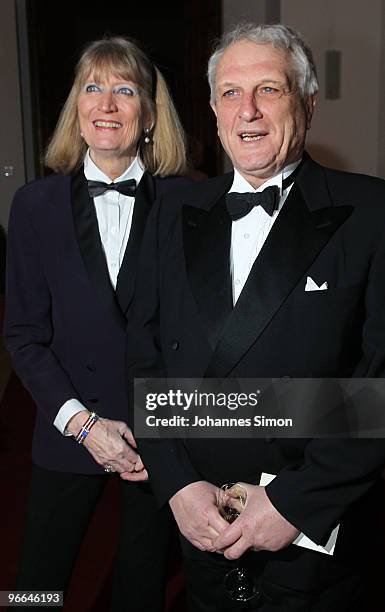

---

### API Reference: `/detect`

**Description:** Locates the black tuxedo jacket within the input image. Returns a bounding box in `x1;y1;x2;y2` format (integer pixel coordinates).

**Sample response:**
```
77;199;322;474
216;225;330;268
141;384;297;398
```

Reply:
4;167;187;474
128;154;385;554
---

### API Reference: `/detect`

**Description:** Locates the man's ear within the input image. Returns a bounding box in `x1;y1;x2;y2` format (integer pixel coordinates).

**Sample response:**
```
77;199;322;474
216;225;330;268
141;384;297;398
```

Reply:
305;94;317;130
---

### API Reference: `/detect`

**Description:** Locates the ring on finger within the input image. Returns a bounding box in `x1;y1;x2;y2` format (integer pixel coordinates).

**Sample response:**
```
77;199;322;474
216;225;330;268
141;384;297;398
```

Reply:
104;464;114;473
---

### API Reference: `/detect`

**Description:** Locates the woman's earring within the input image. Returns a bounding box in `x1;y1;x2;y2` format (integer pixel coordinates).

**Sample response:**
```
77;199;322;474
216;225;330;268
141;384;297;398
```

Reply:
144;127;151;144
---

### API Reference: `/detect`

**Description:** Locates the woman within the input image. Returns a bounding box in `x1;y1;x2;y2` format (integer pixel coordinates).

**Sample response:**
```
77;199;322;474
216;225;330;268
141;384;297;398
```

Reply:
5;37;187;611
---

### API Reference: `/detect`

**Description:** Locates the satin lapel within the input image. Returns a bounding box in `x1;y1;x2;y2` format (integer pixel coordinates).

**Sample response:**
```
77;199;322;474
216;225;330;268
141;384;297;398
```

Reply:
205;179;353;377
71;168;125;329
116;171;155;313
183;174;233;349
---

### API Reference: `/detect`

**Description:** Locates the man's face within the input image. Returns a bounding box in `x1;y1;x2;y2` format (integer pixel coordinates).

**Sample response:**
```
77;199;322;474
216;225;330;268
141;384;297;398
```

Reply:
211;41;316;188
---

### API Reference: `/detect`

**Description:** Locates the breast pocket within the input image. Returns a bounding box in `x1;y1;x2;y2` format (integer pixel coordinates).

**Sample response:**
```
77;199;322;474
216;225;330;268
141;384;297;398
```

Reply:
290;283;364;310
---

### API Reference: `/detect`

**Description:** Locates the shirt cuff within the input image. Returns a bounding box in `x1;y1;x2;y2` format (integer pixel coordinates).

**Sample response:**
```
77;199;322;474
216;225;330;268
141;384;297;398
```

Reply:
53;399;88;436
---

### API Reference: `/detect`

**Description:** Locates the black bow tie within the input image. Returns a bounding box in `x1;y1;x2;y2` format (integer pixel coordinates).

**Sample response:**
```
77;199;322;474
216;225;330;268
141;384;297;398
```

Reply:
225;164;304;221
226;185;280;220
87;178;137;199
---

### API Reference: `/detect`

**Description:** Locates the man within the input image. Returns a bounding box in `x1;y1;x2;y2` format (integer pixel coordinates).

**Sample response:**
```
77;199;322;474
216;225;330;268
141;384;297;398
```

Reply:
128;24;385;611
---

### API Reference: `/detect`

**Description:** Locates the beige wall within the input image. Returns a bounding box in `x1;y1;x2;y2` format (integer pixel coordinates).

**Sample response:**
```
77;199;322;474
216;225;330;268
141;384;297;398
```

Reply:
0;0;25;231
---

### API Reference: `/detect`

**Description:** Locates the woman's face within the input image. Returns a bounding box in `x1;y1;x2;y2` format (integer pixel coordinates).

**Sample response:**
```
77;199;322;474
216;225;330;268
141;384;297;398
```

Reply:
77;71;145;170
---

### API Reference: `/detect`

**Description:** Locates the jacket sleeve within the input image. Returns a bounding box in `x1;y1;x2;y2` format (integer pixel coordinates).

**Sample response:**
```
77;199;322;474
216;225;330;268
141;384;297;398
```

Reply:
4;186;80;423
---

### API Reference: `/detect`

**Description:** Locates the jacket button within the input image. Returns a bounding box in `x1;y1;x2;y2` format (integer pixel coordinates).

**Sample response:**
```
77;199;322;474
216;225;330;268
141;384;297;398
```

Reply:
171;340;179;350
86;364;96;372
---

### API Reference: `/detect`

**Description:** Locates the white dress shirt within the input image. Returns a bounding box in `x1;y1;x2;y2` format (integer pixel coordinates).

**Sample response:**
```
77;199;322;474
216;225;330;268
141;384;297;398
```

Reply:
230;160;301;304
54;151;144;434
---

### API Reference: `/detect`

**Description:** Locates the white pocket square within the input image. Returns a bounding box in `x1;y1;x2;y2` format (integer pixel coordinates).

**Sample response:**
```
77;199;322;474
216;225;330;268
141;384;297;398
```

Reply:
305;276;328;291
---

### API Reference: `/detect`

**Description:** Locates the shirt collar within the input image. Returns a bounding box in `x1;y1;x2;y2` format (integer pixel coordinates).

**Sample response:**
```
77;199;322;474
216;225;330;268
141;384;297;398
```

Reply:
230;158;302;194
83;149;145;184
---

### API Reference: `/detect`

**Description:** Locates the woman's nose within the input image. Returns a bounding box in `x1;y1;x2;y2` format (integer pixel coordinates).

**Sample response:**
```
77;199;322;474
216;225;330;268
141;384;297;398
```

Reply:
98;90;118;112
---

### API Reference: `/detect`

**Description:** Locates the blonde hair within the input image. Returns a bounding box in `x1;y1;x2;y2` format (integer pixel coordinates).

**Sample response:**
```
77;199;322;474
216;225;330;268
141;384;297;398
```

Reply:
45;37;187;176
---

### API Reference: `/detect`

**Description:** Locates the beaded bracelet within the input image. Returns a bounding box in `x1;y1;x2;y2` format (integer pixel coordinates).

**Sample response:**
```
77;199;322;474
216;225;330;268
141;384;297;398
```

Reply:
75;411;99;444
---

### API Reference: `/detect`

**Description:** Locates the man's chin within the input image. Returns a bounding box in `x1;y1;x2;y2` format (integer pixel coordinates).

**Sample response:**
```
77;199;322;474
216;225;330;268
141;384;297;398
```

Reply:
235;160;282;186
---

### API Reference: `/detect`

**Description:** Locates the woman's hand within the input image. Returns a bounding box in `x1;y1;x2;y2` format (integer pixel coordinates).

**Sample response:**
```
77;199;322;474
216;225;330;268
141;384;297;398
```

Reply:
67;411;148;480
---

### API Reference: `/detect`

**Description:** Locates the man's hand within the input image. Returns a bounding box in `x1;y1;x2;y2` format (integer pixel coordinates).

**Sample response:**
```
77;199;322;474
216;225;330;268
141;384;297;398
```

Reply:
213;483;299;559
169;481;228;552
66;411;147;480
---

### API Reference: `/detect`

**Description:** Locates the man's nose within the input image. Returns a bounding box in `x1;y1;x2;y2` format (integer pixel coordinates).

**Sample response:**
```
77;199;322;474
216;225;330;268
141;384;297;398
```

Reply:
239;92;262;121
98;90;118;112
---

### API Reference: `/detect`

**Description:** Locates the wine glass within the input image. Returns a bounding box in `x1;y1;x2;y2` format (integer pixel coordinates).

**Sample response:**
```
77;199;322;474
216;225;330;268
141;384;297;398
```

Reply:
217;483;262;605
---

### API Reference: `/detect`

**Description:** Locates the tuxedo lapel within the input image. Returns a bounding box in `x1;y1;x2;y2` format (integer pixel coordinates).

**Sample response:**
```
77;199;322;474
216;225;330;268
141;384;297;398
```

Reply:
205;159;354;377
183;174;233;349
71;168;125;329
116;171;155;313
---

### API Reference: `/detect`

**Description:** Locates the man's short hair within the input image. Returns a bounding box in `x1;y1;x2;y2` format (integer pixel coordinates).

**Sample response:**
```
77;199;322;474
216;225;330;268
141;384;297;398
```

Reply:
208;23;319;102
